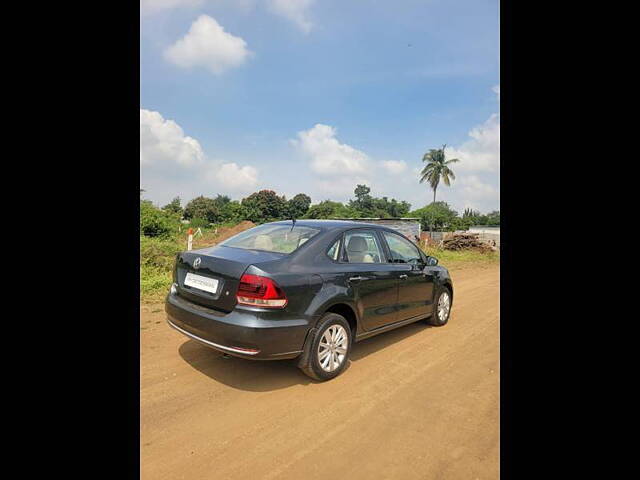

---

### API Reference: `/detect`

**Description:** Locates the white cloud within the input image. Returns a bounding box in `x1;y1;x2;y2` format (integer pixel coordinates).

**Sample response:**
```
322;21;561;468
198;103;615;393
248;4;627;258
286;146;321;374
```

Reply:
458;175;499;199
140;109;204;167
446;175;499;214
141;108;259;202
293;124;369;175
140;0;204;14
164;15;251;75
444;84;500;173
267;0;314;33
446;112;500;173
381;160;407;175
315;176;372;200
209;162;259;192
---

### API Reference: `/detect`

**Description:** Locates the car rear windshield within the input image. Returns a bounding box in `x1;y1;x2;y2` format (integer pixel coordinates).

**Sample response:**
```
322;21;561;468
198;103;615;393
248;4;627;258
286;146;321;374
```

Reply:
219;224;321;254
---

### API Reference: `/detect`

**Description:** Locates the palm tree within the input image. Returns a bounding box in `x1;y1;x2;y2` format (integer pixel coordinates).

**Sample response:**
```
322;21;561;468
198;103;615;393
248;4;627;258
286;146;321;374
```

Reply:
419;145;459;203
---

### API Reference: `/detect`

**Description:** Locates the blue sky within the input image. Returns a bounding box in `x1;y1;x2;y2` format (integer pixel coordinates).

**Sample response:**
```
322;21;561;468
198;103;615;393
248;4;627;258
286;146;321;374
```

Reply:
140;0;500;214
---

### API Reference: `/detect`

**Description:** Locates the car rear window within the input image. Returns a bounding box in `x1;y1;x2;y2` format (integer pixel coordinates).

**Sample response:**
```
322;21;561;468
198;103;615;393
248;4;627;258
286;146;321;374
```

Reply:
219;224;321;254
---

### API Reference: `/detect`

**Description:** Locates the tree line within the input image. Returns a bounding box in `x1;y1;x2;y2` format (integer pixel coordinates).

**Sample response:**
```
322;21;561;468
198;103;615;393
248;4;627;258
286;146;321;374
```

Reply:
140;184;499;238
141;145;501;237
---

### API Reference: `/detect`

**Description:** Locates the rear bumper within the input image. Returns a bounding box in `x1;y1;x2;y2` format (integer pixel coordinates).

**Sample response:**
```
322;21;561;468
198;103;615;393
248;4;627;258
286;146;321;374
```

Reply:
165;290;311;360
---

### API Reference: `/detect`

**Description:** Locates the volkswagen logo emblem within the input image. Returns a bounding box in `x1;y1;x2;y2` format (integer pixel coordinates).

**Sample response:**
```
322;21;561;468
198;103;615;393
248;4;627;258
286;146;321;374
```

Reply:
193;257;202;269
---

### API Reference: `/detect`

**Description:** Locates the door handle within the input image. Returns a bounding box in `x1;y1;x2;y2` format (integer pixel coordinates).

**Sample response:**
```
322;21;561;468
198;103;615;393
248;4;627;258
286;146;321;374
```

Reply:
399;274;408;280
348;276;369;282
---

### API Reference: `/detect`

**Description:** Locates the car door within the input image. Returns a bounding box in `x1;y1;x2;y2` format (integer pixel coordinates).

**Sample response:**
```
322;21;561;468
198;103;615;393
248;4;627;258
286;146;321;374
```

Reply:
381;230;435;321
341;229;401;331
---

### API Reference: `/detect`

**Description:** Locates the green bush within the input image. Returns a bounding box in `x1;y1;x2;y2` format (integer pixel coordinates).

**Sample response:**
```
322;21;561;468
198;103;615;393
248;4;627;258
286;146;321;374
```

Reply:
140;235;183;302
410;201;458;231
140;235;181;269
140;200;180;237
140;267;173;301
185;217;210;229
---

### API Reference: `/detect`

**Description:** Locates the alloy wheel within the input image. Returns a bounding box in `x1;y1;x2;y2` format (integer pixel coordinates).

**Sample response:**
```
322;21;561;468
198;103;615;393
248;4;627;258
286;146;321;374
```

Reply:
318;325;348;372
437;292;451;322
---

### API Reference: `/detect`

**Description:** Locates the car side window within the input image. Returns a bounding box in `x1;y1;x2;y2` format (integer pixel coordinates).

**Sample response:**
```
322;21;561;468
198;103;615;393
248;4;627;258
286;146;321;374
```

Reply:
383;231;422;264
344;230;383;263
326;236;342;261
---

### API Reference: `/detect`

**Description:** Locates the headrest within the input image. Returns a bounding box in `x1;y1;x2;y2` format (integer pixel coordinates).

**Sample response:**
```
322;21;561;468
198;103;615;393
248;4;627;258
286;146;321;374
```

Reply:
254;234;273;250
347;236;368;252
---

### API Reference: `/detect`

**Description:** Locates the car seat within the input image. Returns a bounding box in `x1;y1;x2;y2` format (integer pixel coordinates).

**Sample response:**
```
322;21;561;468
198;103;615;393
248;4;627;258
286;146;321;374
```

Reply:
346;236;374;263
254;234;274;251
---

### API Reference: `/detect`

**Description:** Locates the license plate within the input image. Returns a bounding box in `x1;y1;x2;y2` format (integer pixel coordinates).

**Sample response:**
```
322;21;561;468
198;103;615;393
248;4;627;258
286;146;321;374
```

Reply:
184;272;219;294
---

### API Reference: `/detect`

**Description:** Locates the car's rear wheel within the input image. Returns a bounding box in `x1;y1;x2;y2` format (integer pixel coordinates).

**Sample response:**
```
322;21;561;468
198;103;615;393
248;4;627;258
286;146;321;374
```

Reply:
427;287;452;326
299;313;351;381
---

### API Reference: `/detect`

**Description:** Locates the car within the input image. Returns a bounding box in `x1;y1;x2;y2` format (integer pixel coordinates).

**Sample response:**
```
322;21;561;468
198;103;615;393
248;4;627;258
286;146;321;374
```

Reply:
166;220;453;381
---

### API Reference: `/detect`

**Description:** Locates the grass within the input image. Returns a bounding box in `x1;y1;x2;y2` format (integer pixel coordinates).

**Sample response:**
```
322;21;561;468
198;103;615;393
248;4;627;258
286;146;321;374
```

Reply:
140;267;174;303
421;245;500;269
140;235;182;304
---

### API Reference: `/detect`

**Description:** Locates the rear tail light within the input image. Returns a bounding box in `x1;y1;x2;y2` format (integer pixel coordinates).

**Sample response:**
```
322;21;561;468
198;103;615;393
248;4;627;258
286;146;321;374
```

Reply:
237;274;288;308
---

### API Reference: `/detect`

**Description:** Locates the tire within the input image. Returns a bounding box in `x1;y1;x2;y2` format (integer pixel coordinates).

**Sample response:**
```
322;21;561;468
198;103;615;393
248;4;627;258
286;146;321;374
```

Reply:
299;313;352;381
427;287;452;326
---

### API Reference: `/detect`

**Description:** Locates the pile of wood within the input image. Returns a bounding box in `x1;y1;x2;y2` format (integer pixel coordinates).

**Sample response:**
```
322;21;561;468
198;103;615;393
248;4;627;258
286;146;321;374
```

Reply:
442;232;492;252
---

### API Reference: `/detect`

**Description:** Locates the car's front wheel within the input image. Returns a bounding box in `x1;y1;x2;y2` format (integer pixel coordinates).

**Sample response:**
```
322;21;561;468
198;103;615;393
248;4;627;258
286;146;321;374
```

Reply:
427;287;452;326
299;313;351;381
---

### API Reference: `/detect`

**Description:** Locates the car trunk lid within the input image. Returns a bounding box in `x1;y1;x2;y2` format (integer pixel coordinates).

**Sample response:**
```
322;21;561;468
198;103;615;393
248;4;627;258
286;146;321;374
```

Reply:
175;245;285;312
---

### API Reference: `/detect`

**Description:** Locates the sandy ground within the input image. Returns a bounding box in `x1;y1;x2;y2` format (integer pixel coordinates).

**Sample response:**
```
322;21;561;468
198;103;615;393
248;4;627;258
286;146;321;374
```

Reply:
141;263;499;479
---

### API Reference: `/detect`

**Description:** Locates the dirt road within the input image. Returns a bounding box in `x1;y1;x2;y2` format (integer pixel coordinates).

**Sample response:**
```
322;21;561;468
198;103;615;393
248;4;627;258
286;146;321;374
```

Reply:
141;263;499;479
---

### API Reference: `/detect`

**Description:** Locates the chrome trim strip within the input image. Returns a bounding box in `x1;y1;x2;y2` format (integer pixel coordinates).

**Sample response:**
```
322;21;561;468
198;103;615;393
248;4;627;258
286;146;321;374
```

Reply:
270;350;304;357
167;318;260;356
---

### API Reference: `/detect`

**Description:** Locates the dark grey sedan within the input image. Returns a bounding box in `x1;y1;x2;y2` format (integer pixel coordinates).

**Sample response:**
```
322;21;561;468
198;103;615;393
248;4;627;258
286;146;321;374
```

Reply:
166;220;453;381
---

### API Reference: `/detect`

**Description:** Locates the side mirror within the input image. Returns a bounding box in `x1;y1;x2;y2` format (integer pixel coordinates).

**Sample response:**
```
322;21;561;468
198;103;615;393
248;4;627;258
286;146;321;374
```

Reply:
426;256;438;266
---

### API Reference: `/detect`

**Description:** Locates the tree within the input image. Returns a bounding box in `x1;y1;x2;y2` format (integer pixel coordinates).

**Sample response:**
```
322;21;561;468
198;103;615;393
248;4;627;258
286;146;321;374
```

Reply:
183;196;220;224
419;145;459;203
219;200;246;223
347;185;411;218
411;201;459;231
213;194;231;208
350;184;374;213
462;208;480;219
241;190;288;223
373;197;411;218
304;201;338;219
304;200;356;219
162;197;183;216
287;193;312;219
485;210;500;226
